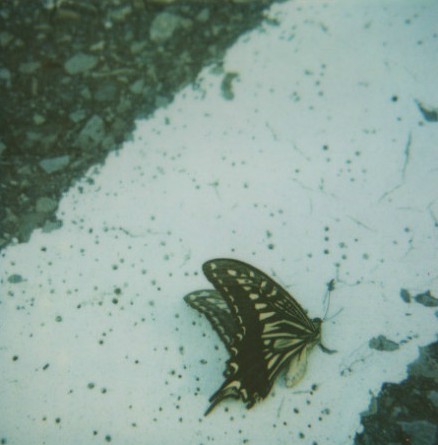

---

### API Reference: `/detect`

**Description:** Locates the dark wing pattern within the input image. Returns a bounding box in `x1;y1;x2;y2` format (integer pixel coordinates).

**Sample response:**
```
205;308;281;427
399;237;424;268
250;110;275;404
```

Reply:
201;258;322;415
184;290;239;353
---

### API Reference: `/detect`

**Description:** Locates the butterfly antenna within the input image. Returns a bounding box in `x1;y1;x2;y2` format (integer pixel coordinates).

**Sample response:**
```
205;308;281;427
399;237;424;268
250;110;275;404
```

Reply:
322;278;335;321
319;278;339;354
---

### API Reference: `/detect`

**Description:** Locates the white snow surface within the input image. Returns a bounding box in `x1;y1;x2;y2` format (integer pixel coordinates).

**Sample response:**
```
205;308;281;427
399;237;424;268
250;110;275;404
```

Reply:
1;1;437;444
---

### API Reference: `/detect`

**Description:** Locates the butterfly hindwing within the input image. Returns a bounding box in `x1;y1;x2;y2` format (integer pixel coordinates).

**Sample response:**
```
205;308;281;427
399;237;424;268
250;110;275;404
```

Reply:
201;259;322;414
184;290;239;352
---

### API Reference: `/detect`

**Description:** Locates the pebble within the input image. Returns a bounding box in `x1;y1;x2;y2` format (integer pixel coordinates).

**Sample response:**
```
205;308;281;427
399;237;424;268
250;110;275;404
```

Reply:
39;155;71;174
130;79;145;95
398;420;437;445
33;113;46;125
19;62;41;74
0;67;11;88
8;274;24;284
149;12;192;43
77;114;105;148
414;290;438;307
36;196;57;213
0;31;13;47
64;53;98;75
368;335;399;351
69;109;87;123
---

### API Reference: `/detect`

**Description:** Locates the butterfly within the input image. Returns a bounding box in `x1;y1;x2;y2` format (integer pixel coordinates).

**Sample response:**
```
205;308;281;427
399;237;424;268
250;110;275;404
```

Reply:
184;258;335;415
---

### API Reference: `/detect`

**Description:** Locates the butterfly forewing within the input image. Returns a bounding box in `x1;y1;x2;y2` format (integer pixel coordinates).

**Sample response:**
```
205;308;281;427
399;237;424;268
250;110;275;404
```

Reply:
203;259;314;330
200;259;322;414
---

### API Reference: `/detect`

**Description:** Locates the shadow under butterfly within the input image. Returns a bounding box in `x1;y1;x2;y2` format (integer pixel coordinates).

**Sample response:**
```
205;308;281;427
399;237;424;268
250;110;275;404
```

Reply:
184;258;336;415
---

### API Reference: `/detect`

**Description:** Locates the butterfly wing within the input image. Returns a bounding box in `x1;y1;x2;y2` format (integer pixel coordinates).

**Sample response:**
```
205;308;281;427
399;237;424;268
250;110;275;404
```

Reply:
202;258;321;414
184;289;239;353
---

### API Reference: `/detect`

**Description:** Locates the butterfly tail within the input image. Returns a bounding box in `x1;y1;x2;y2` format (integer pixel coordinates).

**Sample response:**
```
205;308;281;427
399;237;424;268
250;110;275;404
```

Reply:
204;379;240;416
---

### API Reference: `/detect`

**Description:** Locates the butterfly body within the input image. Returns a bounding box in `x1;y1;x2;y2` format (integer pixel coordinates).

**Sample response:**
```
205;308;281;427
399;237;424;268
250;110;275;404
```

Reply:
185;258;325;415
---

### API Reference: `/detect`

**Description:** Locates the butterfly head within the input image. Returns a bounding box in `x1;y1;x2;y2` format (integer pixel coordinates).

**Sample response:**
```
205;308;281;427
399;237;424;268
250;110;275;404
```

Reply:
311;317;323;339
312;317;336;354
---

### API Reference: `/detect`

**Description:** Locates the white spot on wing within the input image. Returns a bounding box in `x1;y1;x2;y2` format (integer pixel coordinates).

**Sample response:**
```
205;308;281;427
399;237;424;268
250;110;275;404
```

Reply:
259;311;276;320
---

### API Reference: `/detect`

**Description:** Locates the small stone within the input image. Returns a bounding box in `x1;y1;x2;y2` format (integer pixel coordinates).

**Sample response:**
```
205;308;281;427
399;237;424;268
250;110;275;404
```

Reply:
0;68;11;87
80;86;92;100
26;131;43;146
408;345;438;379
69;109;87;123
36;197;57;213
39;155;70;174
196;9;210;22
369;335;399;351
428;390;438;408
130;79;144;95
42;219;63;233
221;72;239;100
110;5;132;22
90;41;105;51
18;165;32;176
94;82;117;102
18;213;47;242
155;95;170;108
398;420;437;445
64;53;98;75
414;290;438;307
33;114;46;125
416;100;438;122
4;207;18;224
0;31;13;47
19;62;41;74
8;274;24;284
77;115;105;148
149;12;192;43
400;288;411;303
130;41;146;54
42;0;57;10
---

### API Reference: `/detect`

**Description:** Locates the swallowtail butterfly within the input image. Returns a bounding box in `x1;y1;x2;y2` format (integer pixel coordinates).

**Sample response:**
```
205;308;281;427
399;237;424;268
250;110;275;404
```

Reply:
184;258;333;415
